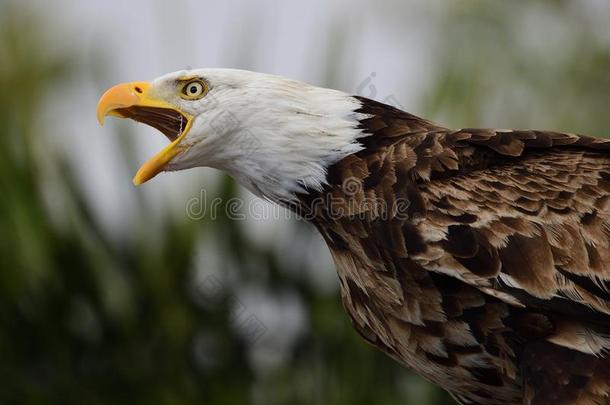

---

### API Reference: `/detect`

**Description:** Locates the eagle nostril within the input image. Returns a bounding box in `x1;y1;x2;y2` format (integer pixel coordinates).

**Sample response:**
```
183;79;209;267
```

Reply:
134;86;143;94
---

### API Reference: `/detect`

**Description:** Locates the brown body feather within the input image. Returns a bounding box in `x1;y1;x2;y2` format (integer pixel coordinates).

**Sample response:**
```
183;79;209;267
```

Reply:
297;97;610;404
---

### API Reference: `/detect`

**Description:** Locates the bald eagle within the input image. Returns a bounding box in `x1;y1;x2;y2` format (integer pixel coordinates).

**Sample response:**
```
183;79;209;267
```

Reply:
98;69;610;405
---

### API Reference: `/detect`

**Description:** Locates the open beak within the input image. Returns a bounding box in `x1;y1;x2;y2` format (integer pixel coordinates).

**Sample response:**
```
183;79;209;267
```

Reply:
96;81;193;185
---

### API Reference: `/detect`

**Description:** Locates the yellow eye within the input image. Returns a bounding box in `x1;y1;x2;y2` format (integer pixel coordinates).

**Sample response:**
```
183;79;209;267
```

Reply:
181;80;207;99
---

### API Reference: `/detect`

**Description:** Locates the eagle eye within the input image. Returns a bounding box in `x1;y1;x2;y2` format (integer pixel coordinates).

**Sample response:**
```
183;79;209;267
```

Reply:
180;79;207;100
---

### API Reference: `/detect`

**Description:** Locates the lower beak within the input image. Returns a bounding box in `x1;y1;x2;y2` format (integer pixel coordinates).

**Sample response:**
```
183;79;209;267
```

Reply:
96;81;193;185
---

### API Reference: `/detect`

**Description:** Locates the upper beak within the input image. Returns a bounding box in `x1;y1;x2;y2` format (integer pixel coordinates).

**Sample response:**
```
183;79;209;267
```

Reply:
97;81;193;185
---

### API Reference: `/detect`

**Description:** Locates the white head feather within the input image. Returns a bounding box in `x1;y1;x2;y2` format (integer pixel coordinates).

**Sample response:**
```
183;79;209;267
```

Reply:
154;69;367;203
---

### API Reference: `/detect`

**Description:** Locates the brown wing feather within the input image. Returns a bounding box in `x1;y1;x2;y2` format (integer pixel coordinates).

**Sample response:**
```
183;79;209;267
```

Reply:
521;341;610;405
303;97;610;404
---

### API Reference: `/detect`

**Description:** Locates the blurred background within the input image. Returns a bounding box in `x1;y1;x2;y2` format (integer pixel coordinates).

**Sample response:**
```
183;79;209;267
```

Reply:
2;1;610;404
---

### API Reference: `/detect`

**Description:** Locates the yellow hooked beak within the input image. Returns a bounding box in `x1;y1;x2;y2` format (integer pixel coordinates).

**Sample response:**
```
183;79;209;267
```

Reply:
96;81;193;185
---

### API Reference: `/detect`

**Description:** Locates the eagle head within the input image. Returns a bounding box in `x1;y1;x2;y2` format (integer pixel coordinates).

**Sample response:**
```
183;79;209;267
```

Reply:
97;69;366;202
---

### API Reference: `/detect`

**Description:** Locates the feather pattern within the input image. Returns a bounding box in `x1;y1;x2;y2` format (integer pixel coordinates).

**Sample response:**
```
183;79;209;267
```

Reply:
100;68;610;404
296;97;610;404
